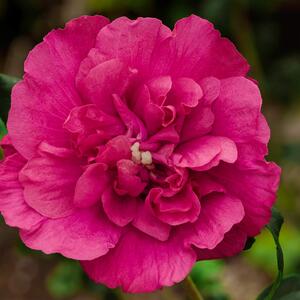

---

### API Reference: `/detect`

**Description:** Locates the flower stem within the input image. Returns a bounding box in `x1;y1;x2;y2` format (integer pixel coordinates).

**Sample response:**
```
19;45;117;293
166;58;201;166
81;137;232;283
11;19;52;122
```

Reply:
183;276;205;300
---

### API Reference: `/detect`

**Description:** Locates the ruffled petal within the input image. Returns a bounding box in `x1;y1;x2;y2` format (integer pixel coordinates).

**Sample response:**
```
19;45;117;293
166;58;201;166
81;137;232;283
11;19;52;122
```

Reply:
210;161;281;236
19;148;82;218
147;76;172;105
96;135;131;166
132;202;171;241
0;153;44;231
95;17;171;73
102;186;139;227
196;225;247;260
185;193;245;249
167;77;203;114
115;159;147;197
21;207;121;260
200;77;221;105
151;15;249;80
8;16;109;159
81;229;196;293
173;136;238;171
74;163;110;208
181;106;214;142
77;59;134;115
147;184;201;226
113;95;147;140
212;77;266;143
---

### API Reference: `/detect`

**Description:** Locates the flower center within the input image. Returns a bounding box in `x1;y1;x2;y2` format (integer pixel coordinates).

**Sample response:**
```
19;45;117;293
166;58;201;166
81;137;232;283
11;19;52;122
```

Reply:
130;142;152;166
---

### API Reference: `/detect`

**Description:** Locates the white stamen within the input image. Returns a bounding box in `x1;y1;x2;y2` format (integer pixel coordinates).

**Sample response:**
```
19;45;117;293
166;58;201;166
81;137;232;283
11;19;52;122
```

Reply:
141;151;152;165
131;142;141;163
130;142;153;166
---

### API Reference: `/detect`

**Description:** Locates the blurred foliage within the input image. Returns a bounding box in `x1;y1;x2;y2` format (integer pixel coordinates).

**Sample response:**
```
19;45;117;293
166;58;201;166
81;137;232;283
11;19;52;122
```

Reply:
191;260;229;300
0;118;7;140
245;224;300;276
0;0;299;299
46;260;84;299
258;275;300;300
257;208;284;300
0;74;19;122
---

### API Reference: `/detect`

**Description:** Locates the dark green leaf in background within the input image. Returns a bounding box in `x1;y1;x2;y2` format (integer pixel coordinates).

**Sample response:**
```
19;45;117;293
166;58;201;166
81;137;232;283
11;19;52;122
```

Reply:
46;260;84;299
0;118;7;140
0;118;7;160
0;73;19;122
258;275;300;300
257;207;284;300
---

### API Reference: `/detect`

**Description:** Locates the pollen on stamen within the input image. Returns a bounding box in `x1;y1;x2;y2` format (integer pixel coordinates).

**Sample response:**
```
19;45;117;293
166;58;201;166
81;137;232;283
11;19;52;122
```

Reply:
131;142;142;163
131;142;153;166
141;151;152;165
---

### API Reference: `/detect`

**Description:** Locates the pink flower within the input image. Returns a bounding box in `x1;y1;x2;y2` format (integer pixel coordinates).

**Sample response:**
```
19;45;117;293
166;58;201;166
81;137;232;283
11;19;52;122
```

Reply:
0;15;280;292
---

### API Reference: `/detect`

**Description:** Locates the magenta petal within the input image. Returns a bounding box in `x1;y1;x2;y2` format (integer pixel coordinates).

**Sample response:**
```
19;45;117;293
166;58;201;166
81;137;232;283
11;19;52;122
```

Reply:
143;125;180;147
113;95;147;140
76;48;108;86
81;229;196;293
186;193;245;249
19;150;82;218
197;225;247;260
78;59;133;115
63;104;125;137
102;187;139;227
21;208;121;260
8;16;109;159
95;17;171;72
192;173;225;198
96;135;131;166
210;161;281;236
173;136;238;170
147;76;172;105
151;15;249;79
181;106;215;142
132;202;171;241
212;77;266;144
0;153;44;231
148;185;201;226
116;160;147;197
200;77;221;105
168;77;203;113
74;163;110;208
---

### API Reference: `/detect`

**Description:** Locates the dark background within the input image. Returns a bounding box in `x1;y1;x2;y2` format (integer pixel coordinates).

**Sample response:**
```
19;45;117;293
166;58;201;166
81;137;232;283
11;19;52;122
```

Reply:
0;0;300;299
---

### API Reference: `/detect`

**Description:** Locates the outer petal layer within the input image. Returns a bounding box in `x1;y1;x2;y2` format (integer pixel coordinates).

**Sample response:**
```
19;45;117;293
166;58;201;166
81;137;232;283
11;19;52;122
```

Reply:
196;225;248;260
82;229;196;293
19;151;82;218
151;15;249;79
0;153;44;231
185;193;245;250
8;16;109;159
21;208;121;260
95;17;171;73
210;161;281;236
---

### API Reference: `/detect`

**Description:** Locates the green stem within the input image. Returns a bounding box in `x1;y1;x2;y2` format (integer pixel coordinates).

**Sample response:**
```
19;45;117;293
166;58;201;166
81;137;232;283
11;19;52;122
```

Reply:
183;276;205;300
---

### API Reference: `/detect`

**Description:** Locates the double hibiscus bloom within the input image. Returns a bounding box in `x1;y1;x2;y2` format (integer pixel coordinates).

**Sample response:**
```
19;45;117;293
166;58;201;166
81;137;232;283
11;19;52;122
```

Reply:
0;15;280;292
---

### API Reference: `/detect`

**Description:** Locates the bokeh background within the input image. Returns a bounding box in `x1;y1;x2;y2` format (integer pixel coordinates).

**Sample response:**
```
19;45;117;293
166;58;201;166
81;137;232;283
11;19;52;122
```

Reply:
0;0;300;299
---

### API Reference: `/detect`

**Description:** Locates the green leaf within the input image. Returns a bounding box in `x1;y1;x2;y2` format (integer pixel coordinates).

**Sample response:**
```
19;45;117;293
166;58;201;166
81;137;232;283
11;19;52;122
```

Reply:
257;207;284;300
0;73;19;122
0;118;7;140
258;275;300;300
0;118;7;160
46;260;84;299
